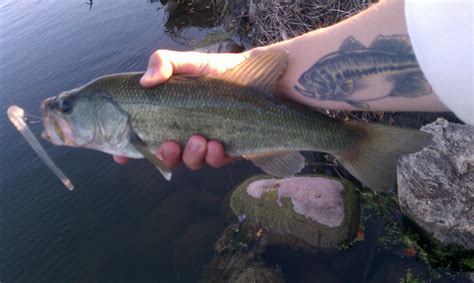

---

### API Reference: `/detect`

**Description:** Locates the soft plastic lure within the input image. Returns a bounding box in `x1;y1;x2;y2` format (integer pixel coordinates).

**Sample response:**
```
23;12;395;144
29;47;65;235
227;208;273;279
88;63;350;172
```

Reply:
7;105;74;191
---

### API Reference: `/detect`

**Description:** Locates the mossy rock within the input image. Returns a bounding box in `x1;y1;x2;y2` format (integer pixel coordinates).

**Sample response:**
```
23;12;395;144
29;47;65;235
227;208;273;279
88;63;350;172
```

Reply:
229;264;284;283
229;174;360;249
201;223;282;283
359;187;474;272
402;216;474;271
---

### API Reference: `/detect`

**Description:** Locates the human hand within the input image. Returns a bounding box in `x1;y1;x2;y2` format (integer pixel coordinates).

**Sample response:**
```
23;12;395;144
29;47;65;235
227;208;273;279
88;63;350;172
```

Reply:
113;50;250;169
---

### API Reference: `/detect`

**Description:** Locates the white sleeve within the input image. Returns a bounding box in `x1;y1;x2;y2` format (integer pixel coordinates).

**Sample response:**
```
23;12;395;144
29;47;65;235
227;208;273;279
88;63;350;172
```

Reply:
405;0;473;124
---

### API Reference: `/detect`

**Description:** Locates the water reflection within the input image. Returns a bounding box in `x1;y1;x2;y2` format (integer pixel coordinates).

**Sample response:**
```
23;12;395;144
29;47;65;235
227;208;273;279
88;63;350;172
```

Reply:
85;0;93;10
0;0;236;281
159;0;225;34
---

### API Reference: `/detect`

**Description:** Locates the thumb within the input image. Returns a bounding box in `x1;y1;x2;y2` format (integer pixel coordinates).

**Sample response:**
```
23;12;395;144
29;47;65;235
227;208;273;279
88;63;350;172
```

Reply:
140;50;249;88
140;50;174;87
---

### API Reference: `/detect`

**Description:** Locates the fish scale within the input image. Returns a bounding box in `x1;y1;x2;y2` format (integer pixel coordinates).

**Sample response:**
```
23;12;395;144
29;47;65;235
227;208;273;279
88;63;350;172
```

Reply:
92;72;358;154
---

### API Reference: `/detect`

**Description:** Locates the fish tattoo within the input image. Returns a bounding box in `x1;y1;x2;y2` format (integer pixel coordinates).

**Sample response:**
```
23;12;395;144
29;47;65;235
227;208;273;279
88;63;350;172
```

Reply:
294;35;432;109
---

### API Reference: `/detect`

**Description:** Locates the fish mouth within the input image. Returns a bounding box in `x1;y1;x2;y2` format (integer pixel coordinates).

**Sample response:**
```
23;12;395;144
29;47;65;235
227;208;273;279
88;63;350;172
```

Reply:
43;118;65;145
41;98;74;146
294;84;316;99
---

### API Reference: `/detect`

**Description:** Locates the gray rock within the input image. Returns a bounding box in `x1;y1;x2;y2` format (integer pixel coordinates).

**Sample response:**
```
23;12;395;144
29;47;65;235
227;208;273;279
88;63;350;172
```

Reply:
398;118;474;250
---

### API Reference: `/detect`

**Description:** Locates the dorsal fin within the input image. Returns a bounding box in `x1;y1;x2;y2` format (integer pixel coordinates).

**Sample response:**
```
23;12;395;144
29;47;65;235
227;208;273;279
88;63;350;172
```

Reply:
220;50;289;92
339;36;366;51
369;35;414;55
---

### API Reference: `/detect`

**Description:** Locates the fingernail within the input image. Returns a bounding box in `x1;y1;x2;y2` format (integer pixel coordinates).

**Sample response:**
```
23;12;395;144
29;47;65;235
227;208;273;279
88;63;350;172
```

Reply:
142;68;155;80
156;152;164;161
188;140;203;153
162;147;176;159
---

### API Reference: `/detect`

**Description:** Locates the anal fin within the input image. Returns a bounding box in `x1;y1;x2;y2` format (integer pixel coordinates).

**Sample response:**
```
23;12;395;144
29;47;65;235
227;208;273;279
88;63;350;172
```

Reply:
131;135;173;181
243;151;305;177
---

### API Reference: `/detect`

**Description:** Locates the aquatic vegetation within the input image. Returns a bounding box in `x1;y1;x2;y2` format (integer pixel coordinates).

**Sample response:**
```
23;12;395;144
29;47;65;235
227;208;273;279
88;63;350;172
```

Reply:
399;269;422;283
359;187;474;272
201;223;284;282
193;31;233;48
461;258;474;270
162;0;226;28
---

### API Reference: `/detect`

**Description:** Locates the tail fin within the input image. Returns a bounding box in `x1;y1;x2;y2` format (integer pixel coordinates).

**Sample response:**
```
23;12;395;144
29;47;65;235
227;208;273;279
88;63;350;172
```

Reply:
336;122;432;192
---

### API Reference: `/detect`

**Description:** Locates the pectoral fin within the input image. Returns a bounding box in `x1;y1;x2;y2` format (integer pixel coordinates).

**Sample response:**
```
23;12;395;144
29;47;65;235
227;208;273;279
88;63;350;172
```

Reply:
131;135;173;181
243;151;305;177
334;79;354;97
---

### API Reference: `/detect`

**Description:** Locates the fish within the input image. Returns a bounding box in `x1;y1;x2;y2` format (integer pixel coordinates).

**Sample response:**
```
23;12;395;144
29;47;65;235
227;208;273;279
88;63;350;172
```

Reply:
294;35;432;109
41;50;431;192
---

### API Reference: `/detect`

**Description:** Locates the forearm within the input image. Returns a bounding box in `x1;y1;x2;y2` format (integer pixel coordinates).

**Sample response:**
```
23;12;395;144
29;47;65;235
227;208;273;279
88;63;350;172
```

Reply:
256;0;448;111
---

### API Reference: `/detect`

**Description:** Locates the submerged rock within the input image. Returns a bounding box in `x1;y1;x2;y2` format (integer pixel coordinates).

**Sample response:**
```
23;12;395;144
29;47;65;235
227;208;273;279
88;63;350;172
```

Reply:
201;224;284;283
172;217;224;282
194;40;244;53
230;175;360;249
398;118;474;250
229;265;284;283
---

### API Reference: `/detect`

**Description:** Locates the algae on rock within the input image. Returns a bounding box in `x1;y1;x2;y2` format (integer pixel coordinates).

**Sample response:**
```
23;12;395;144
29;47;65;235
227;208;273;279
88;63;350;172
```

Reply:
201;223;284;283
229;175;360;249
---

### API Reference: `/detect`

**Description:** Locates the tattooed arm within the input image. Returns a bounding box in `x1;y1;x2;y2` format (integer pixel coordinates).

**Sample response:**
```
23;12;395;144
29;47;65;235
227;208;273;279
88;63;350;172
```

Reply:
114;0;451;169
258;0;448;111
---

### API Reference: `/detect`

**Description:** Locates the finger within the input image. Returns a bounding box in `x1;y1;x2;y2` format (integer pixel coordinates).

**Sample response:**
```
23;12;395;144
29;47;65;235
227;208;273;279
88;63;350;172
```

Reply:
140;50;248;87
157;141;182;168
206;141;234;168
182;135;207;170
140;50;174;87
113;155;129;165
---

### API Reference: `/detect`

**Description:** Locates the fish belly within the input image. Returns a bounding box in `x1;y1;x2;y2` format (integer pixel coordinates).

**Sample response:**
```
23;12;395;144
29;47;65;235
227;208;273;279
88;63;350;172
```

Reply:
127;102;358;157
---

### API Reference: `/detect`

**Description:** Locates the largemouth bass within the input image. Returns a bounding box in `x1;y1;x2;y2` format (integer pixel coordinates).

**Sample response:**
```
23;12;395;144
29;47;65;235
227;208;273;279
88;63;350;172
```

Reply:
294;35;432;109
41;50;431;192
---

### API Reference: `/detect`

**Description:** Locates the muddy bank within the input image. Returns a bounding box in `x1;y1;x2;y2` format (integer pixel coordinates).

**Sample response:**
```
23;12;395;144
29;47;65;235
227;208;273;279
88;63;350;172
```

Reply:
160;0;377;46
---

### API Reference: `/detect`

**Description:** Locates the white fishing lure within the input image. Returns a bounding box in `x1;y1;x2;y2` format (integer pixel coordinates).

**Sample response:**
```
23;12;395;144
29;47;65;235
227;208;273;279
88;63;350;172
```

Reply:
7;105;74;191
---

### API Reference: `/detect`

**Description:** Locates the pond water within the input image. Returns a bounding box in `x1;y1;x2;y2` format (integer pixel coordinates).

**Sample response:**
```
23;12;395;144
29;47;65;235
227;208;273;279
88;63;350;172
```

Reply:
0;1;471;282
0;1;249;282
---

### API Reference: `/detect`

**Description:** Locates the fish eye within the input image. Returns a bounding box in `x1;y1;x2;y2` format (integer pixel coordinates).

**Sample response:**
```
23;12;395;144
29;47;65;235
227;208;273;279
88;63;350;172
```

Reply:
59;99;73;114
